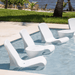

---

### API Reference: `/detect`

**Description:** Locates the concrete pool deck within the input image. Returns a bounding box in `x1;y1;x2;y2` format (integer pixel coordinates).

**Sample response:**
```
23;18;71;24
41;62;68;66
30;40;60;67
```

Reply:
0;21;69;75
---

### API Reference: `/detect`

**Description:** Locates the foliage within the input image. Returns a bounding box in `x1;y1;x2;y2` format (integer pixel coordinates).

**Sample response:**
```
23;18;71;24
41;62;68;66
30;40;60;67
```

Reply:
0;9;75;24
28;2;38;10
63;2;69;8
63;2;67;8
14;0;29;6
1;0;29;6
1;0;14;5
63;1;70;8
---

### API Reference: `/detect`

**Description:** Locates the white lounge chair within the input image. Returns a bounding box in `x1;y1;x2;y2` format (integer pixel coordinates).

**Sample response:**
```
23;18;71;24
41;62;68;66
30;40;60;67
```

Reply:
38;23;69;44
19;29;55;58
57;18;75;38
68;18;75;35
4;40;47;70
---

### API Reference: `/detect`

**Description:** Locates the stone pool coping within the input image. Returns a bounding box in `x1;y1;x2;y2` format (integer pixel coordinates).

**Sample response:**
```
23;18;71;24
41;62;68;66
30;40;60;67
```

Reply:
0;21;69;46
0;21;69;75
0;69;43;75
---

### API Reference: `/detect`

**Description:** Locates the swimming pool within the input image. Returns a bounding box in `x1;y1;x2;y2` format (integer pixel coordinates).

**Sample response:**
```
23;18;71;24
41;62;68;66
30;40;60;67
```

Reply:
0;29;75;75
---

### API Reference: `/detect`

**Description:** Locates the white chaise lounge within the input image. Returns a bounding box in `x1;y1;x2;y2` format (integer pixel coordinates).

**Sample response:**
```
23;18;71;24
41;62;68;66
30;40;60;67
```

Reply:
38;23;69;44
68;18;75;35
68;18;75;31
57;18;74;38
19;29;55;58
4;40;47;70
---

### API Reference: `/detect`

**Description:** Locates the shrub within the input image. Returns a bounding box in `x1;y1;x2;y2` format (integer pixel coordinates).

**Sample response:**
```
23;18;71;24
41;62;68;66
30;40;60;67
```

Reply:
1;0;29;6
14;0;29;6
1;0;14;5
28;1;38;10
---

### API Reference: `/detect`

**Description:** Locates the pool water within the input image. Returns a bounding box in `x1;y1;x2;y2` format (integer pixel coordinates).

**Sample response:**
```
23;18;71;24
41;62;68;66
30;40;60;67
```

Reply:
0;29;75;75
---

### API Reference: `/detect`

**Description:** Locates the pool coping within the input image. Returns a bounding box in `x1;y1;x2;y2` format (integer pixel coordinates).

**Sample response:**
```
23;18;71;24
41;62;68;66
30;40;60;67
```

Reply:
0;21;69;46
0;69;44;75
0;21;69;75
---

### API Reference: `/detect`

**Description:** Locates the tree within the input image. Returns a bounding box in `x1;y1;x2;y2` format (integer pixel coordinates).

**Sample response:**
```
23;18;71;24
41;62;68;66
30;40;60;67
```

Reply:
28;2;38;10
1;0;29;9
14;0;29;6
5;0;8;9
53;0;64;17
68;0;74;11
1;0;13;8
1;0;8;9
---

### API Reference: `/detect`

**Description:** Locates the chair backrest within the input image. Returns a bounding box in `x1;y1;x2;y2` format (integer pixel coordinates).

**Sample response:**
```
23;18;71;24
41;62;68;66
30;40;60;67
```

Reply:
38;23;55;42
68;18;75;31
19;29;35;49
4;40;21;67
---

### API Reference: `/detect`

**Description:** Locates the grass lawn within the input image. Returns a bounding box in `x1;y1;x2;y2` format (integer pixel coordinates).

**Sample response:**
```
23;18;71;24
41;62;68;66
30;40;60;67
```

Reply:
0;9;75;24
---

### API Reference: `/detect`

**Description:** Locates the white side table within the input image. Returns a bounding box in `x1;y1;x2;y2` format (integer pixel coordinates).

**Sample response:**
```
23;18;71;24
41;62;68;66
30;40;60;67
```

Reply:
25;45;55;58
58;30;74;38
25;45;43;58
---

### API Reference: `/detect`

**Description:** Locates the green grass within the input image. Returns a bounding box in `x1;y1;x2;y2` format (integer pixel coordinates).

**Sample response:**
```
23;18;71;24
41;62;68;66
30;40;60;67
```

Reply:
0;9;75;24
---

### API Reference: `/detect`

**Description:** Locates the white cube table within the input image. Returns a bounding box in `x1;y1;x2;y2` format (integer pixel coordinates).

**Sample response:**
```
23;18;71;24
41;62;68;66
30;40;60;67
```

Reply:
58;30;74;38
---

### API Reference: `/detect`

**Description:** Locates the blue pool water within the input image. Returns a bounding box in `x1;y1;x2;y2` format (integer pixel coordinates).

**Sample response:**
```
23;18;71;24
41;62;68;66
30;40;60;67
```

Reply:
0;29;75;75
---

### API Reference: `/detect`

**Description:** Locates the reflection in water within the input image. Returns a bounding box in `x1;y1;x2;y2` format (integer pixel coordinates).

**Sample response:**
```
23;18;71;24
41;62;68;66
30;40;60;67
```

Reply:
73;36;75;43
